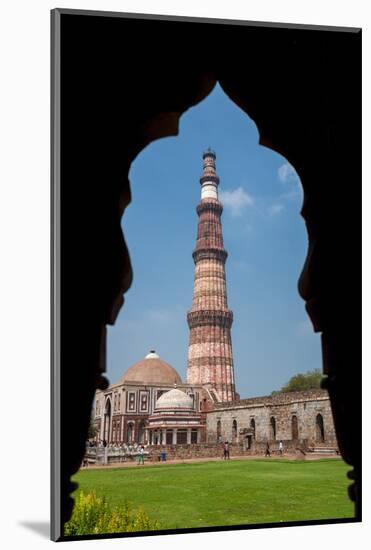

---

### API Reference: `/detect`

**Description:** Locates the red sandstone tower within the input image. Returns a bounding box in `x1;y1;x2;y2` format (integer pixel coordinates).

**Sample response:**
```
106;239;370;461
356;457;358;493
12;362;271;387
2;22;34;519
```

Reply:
187;149;236;402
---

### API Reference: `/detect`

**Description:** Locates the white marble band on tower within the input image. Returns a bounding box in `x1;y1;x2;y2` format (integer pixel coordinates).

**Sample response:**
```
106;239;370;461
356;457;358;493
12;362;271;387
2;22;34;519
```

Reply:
201;181;218;200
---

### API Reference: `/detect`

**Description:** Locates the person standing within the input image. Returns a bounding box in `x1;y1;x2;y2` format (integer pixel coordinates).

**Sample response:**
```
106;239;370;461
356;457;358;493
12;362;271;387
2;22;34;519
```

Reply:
137;445;145;465
103;438;108;465
265;441;271;457
223;441;230;460
279;440;283;455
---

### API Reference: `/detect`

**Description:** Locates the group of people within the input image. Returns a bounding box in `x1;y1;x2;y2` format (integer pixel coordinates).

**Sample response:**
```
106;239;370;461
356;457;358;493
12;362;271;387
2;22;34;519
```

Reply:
222;439;284;460
265;440;284;457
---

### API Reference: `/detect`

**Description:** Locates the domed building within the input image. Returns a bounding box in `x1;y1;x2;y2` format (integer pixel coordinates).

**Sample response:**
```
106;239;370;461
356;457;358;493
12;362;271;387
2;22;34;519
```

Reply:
121;351;182;386
147;387;203;445
94;351;207;445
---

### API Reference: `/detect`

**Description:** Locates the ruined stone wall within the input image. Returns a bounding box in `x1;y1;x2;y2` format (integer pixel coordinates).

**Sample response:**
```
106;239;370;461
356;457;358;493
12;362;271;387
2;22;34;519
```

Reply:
146;443;241;460
206;390;337;448
145;440;312;461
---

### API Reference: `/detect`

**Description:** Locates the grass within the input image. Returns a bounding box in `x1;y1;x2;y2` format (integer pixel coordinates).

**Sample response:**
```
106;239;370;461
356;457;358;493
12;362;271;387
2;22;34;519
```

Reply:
72;458;354;531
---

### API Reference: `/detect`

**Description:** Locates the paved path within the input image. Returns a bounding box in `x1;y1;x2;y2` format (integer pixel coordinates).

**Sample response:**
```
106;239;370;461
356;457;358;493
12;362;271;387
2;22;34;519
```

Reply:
82;452;341;471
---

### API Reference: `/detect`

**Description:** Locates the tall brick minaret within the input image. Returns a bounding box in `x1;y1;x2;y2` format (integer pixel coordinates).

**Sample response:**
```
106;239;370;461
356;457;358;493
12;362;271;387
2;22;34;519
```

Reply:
187;149;236;402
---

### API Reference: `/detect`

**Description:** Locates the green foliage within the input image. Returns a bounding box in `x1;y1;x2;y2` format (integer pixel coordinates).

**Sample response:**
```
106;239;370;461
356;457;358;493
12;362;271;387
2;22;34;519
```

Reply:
272;369;323;394
64;490;161;536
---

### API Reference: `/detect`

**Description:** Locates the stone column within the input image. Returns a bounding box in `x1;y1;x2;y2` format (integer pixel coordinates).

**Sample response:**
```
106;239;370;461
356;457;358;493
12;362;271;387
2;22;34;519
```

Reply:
100;416;104;442
197;429;201;444
109;414;113;443
121;417;125;442
172;428;177;445
187;428;191;444
162;429;166;445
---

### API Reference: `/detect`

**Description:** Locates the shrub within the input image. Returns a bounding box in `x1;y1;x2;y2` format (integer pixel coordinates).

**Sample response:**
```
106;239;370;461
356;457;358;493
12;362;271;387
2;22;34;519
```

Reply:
64;491;161;536
271;369;323;395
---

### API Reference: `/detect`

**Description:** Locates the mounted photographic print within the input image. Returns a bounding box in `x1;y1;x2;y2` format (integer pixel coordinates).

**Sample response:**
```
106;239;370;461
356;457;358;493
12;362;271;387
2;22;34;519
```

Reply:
51;8;362;542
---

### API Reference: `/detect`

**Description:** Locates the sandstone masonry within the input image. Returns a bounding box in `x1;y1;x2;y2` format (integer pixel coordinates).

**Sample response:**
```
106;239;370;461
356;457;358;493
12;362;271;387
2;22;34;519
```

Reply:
206;389;337;449
187;150;236;402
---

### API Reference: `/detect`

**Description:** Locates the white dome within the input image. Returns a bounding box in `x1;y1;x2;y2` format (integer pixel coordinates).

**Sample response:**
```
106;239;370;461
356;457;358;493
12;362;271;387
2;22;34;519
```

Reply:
155;388;193;410
145;351;160;359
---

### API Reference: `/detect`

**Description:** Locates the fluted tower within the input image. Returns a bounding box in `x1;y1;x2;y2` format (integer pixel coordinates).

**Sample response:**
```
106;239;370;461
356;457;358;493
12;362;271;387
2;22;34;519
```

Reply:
187;149;236;402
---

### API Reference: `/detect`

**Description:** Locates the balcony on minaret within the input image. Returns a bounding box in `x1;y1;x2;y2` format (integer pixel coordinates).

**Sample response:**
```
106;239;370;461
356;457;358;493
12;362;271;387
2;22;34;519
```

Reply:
200;148;220;200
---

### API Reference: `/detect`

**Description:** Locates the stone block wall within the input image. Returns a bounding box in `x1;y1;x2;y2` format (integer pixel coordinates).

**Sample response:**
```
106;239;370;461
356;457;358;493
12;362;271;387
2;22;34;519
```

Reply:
206;390;338;448
146;443;243;460
145;440;310;461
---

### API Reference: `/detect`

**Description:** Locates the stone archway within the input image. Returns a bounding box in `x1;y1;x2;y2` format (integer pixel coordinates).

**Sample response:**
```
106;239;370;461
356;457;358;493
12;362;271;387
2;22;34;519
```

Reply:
55;11;361;529
316;413;325;443
250;418;256;439
216;420;222;442
138;420;146;444
103;398;111;443
126;422;134;444
292;415;299;440
270;417;276;441
232;419;238;443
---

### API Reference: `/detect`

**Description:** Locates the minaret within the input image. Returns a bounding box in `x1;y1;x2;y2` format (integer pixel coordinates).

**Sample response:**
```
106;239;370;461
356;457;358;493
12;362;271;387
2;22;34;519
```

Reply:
187;149;236;402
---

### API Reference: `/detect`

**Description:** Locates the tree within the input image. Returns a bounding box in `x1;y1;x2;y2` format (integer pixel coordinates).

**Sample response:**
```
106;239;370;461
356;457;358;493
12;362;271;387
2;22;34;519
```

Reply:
271;369;322;395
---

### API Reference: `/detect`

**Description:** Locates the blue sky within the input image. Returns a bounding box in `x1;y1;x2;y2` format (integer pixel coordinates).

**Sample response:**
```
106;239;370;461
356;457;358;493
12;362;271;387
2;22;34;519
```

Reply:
107;83;322;398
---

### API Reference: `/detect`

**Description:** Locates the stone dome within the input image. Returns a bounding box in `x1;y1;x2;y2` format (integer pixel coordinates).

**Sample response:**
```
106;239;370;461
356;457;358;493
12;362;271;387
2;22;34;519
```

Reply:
155;388;193;410
121;351;182;385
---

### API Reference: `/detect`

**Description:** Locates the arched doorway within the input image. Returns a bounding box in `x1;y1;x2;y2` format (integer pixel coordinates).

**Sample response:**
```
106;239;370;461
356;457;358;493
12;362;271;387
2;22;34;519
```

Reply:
216;420;222;442
127;422;134;443
138;421;146;444
292;415;299;440
250;418;256;439
270;417;276;440
153;430;160;445
316;414;325;443
103;398;111;443
232;419;238;443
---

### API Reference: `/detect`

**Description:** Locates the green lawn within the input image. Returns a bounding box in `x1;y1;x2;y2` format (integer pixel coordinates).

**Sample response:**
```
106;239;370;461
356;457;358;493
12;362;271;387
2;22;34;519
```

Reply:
72;459;354;530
